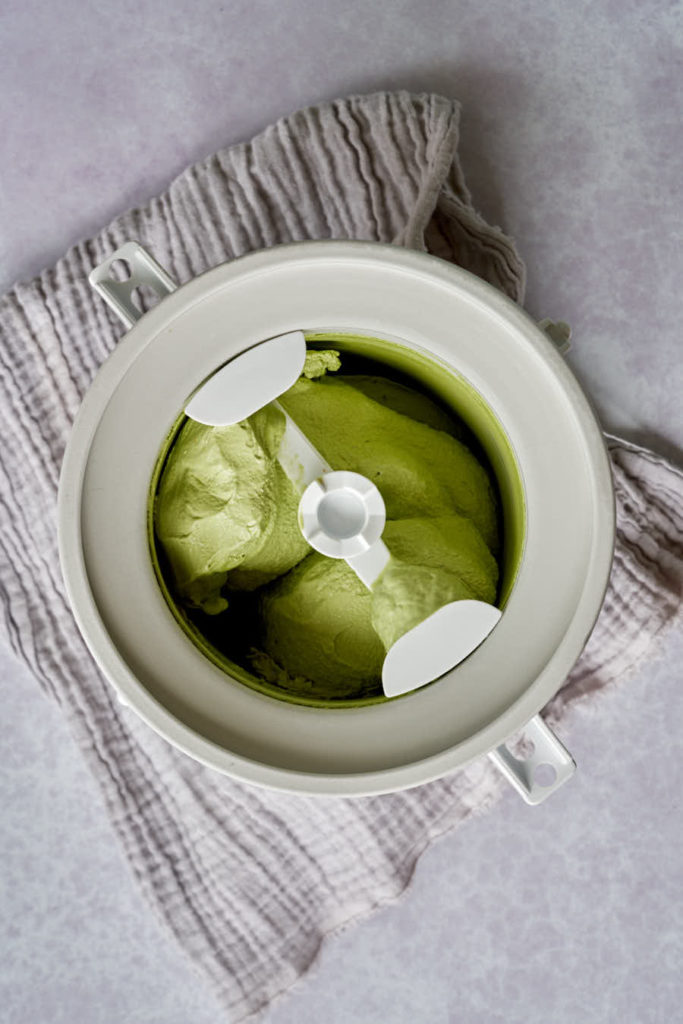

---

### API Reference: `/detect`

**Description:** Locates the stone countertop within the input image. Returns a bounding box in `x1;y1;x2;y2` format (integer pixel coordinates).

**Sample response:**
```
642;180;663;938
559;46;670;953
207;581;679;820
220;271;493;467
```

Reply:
1;1;681;1021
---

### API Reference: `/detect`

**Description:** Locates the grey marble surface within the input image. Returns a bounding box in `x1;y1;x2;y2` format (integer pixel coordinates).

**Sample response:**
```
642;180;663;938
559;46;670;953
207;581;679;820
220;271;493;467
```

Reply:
1;1;681;1022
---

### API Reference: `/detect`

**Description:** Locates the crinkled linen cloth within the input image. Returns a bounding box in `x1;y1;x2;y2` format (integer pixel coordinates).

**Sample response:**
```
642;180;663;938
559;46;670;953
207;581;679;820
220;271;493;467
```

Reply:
1;92;681;1021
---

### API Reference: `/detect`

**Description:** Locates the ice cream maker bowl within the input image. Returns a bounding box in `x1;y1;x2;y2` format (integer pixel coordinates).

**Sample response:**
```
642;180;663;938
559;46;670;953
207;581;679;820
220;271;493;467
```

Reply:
58;241;614;802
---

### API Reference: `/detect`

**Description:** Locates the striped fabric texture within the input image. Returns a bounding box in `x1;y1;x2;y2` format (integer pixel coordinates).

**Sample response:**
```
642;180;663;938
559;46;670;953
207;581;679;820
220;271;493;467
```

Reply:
0;92;681;1021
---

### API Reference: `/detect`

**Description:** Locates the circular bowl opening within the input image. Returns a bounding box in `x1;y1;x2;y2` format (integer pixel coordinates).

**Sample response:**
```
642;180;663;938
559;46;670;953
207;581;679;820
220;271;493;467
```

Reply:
147;331;526;709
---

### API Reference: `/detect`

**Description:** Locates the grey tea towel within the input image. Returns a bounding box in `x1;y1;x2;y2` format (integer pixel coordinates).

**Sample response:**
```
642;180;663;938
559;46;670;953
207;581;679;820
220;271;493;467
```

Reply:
1;92;681;1021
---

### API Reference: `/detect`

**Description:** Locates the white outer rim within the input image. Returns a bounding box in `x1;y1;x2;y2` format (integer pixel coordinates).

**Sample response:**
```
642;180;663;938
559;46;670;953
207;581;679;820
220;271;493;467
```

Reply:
58;241;615;796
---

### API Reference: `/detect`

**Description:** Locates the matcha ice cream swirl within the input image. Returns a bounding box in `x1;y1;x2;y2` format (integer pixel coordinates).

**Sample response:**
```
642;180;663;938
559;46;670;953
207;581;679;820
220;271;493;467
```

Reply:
155;348;499;700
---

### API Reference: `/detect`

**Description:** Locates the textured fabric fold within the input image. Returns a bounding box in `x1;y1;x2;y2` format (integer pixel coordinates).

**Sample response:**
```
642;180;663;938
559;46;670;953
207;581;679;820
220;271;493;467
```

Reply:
0;91;680;1021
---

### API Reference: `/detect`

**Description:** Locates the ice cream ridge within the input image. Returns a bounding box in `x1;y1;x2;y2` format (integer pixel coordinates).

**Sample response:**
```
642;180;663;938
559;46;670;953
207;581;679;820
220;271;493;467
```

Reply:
155;343;500;701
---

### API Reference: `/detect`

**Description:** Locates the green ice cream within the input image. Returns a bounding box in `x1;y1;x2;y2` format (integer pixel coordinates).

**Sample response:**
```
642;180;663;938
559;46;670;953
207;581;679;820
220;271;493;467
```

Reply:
155;346;500;700
257;515;498;698
155;404;310;613
155;350;344;613
256;554;386;698
373;515;498;649
278;375;498;550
